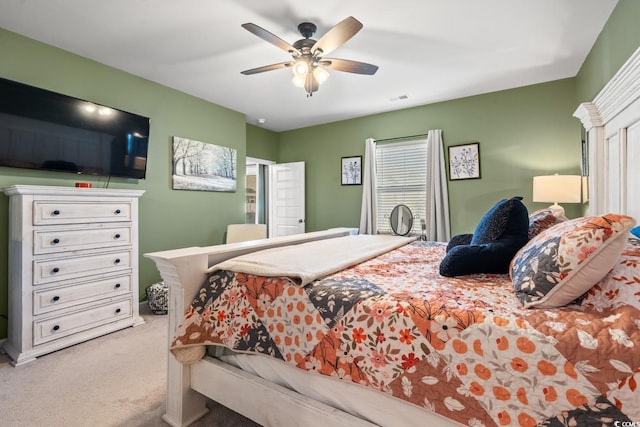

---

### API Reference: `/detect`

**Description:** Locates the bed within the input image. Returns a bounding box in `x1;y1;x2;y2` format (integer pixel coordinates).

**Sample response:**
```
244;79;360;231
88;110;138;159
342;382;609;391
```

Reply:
145;47;640;427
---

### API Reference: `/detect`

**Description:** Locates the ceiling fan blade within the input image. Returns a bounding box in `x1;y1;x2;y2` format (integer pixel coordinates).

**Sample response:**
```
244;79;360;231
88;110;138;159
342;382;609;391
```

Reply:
241;61;293;75
242;23;299;54
321;58;378;75
312;16;363;57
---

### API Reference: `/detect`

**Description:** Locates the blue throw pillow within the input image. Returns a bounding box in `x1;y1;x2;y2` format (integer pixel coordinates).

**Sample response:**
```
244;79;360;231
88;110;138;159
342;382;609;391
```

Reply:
471;197;524;245
439;196;529;276
446;233;472;252
440;240;522;276
631;225;640;238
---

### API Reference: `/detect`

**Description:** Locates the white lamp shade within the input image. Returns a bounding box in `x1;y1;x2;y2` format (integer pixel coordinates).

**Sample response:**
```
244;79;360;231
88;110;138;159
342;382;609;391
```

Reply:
313;66;330;84
292;60;309;76
291;75;305;88
533;175;582;203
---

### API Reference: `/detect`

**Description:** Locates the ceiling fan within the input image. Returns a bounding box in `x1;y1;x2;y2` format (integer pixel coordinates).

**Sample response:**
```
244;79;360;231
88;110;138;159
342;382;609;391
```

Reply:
240;16;378;97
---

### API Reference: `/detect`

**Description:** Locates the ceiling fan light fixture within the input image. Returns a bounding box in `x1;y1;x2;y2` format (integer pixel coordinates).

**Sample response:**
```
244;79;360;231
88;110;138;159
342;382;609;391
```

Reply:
313;66;330;84
291;74;305;88
292;59;309;77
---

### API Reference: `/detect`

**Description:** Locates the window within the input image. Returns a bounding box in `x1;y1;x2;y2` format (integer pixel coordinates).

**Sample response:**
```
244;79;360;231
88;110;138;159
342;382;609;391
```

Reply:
375;139;428;234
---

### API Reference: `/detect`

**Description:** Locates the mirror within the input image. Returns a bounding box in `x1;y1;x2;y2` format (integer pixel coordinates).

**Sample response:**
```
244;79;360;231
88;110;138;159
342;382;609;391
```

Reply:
389;204;413;236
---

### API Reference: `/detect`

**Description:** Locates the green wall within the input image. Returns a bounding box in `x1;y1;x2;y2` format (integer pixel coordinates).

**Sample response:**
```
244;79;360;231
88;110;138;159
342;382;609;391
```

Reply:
246;124;279;161
576;0;640;102
0;29;247;338
279;79;583;235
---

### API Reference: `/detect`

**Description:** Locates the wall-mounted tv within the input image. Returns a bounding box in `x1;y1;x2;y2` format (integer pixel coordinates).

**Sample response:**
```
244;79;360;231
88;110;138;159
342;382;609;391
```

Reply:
0;77;150;179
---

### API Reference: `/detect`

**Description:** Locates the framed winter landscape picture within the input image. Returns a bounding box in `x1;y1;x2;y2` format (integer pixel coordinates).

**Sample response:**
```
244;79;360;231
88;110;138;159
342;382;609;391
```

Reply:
341;155;362;185
448;142;480;180
172;137;237;192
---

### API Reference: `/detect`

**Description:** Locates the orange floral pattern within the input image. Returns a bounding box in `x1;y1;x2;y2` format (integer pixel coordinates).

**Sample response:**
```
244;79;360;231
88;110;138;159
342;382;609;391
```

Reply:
172;239;640;426
528;208;567;239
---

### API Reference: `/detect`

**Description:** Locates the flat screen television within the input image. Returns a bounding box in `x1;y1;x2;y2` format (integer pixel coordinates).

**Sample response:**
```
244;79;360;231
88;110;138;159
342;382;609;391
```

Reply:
0;77;150;179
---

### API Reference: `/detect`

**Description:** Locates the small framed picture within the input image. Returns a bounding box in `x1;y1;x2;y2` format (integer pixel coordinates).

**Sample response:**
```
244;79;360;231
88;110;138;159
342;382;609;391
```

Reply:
448;143;480;180
341;156;362;185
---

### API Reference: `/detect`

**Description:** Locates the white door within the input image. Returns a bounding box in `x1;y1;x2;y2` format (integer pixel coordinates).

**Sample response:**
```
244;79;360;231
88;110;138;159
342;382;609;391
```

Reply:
268;161;305;237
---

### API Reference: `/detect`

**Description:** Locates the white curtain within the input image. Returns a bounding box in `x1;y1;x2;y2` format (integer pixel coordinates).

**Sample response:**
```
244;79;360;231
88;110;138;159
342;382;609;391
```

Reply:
426;129;451;241
359;138;377;234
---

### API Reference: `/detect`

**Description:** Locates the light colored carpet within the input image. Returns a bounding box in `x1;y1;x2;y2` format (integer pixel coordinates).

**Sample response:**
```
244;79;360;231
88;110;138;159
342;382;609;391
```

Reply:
0;304;259;427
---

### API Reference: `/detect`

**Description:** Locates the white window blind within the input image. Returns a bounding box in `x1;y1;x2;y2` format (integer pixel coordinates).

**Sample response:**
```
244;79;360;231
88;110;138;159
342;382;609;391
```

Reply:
375;140;428;234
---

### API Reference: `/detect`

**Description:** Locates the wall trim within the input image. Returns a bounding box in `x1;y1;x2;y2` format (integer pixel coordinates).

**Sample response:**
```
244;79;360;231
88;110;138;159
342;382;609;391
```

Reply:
575;46;640;126
573;102;602;130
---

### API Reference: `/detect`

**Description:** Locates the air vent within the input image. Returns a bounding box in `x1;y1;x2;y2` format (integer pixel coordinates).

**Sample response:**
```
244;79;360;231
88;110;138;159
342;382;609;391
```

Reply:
389;95;409;102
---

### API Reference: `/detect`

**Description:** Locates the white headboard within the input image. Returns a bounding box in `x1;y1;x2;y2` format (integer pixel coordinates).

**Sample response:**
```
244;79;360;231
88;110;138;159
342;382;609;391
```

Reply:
574;47;640;221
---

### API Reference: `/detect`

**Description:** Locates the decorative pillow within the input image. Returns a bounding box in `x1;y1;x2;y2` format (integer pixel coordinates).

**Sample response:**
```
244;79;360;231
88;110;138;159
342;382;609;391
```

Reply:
580;237;640;312
632;225;640;238
445;233;472;252
471;197;526;245
528;208;567;239
440;197;529;276
510;213;636;309
440;239;526;276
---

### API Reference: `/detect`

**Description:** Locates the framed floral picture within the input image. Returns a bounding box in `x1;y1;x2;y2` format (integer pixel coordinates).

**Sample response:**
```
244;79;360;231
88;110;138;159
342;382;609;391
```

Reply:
448;143;480;180
341;155;362;185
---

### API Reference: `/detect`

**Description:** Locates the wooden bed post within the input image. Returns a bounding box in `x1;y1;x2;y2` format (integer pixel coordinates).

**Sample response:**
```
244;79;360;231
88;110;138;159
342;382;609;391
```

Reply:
145;249;210;427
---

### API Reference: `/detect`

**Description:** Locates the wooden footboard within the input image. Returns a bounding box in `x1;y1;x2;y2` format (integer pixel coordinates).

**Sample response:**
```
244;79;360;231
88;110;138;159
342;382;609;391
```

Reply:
192;356;377;427
144;228;356;427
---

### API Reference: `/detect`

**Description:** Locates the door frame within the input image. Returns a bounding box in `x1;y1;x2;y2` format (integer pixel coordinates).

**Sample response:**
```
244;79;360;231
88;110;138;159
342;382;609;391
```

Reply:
246;157;275;224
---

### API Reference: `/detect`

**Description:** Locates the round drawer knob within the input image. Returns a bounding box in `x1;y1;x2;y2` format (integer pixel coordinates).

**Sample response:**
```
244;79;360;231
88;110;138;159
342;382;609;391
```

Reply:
115;308;121;314
114;209;121;215
114;234;121;239
52;210;60;216
52;267;60;273
52;325;60;331
115;283;121;289
52;296;60;302
114;258;121;264
52;238;60;245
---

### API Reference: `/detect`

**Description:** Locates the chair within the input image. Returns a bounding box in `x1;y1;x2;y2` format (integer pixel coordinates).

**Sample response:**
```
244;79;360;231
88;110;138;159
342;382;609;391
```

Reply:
226;224;267;243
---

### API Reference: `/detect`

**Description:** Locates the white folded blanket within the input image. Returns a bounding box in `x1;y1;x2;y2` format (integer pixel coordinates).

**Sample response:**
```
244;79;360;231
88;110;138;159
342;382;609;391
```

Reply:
212;234;415;286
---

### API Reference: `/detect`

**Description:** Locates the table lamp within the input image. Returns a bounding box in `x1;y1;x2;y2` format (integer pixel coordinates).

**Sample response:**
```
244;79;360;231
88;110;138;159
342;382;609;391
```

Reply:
532;174;582;217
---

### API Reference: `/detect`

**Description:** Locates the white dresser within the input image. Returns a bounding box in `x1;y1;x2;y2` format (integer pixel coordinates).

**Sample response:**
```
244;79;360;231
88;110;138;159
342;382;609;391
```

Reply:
3;185;145;366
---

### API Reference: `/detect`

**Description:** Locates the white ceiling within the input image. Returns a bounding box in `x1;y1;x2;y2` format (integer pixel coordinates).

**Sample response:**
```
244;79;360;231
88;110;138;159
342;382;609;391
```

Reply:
0;0;618;132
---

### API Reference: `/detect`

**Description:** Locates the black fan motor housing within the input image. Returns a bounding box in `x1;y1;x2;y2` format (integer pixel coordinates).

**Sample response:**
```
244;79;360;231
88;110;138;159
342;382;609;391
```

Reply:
297;22;317;38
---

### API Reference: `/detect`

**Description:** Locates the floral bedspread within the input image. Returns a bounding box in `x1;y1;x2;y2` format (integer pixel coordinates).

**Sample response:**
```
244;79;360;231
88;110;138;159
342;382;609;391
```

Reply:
171;239;640;427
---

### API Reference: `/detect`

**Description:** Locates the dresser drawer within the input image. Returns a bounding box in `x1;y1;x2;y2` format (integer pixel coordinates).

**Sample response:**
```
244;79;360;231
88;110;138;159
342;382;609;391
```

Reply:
34;226;132;255
33;275;132;315
33;200;132;225
34;250;132;285
33;298;132;345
